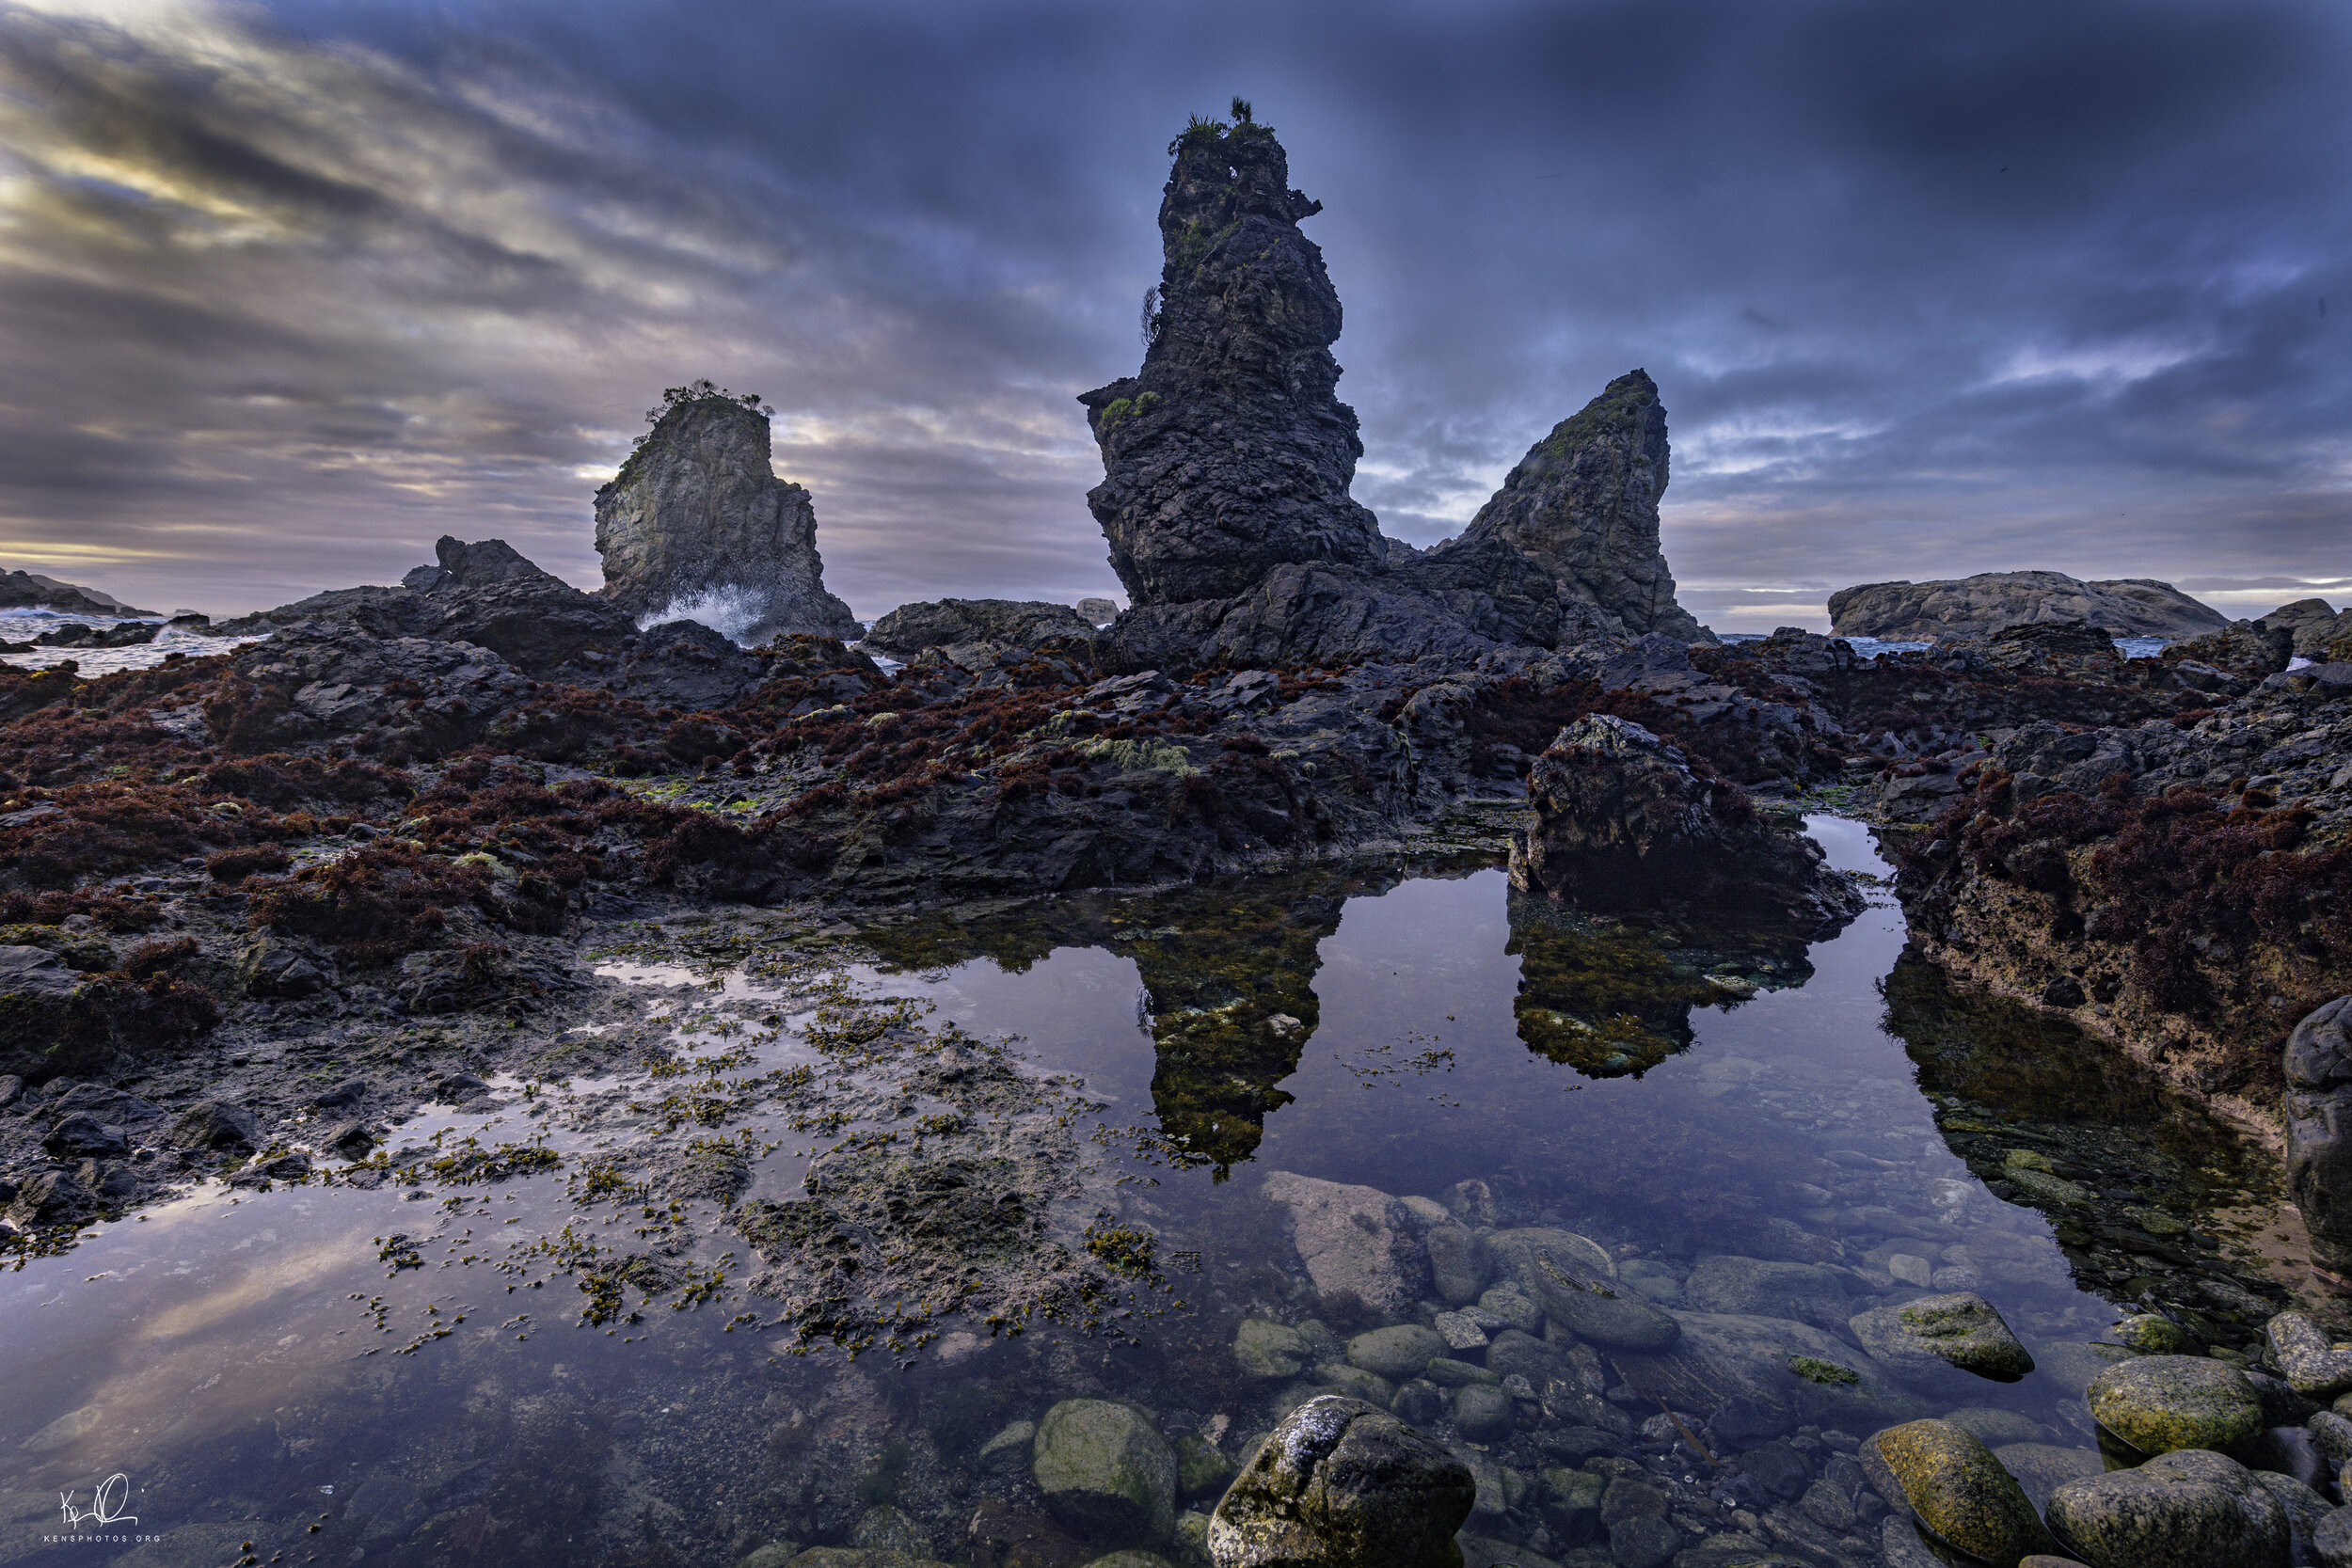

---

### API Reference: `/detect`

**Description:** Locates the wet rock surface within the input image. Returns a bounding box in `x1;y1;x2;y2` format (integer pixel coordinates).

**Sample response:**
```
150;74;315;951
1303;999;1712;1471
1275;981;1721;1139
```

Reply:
2086;1355;2265;1457
1865;1418;2054;1565
2044;1448;2289;1568
1206;1395;1474;1568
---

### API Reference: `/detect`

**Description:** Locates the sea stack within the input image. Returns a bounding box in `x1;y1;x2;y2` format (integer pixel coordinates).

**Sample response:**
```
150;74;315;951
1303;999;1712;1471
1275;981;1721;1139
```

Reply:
594;389;859;643
1078;105;1387;606
1460;370;1711;642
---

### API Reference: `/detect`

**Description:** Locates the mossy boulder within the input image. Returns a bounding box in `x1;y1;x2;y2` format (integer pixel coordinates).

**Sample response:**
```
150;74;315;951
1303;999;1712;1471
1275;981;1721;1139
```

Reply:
1174;1433;1235;1501
1207;1396;1473;1568
2085;1355;2264;1458
1865;1418;2055;1566
1033;1400;1179;1545
2045;1449;2288;1568
2109;1314;2197;1355
1849;1291;2034;1386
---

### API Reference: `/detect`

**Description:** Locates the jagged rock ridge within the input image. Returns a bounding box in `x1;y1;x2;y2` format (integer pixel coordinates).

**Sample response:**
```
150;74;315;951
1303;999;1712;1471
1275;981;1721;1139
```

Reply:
1078;112;1386;606
0;567;152;617
1829;571;2225;641
1456;370;1711;643
594;392;858;644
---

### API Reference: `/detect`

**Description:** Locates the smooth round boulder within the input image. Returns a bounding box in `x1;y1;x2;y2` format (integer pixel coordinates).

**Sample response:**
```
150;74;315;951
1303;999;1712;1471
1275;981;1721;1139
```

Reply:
2314;1505;2352;1566
2045;1448;2289;1568
1865;1418;2053;1566
2110;1314;2197;1355
1344;1324;1445;1382
1033;1400;1178;1545
1849;1292;2034;1385
1452;1385;1513;1442
2086;1355;2265;1458
1520;1239;1679;1351
1207;1395;1473;1568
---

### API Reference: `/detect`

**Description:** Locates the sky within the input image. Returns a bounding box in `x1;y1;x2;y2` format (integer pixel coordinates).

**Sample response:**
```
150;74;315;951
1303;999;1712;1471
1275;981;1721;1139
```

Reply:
0;0;2345;630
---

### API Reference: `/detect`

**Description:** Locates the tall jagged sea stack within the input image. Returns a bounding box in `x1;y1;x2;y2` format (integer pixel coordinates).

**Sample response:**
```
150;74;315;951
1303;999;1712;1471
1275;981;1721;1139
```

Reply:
1080;110;1386;606
1461;370;1710;643
594;388;858;643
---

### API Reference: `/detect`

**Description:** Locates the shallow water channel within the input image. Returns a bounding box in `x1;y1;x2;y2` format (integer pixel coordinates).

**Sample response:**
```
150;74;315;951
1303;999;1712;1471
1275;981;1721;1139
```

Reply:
0;819;2288;1566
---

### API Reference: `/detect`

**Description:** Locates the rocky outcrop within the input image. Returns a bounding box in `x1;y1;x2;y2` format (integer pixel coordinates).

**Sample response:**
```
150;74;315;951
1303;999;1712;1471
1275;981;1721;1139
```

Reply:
1510;714;1855;924
1457;371;1711;643
1105;560;1542;674
1079;113;1385;606
0;567;151;617
594;392;859;643
863;599;1097;657
1828;571;2226;641
2285;997;2352;1283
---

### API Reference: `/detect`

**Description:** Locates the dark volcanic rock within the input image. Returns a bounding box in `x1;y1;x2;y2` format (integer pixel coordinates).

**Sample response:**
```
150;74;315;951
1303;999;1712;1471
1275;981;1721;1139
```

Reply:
864;599;1098;657
1511;714;1852;923
595;391;861;643
412;537;637;673
1079;113;1385;606
1106;563;1517;674
2286;997;2352;1281
2163;618;2296;679
1829;571;2226;641
1457;370;1710;642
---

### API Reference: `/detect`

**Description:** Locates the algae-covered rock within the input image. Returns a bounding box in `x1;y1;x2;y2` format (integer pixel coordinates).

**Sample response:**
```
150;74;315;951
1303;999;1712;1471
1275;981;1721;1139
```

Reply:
2110;1315;2197;1355
977;1419;1036;1476
1206;1395;1473;1568
1235;1319;1310;1380
1865;1418;2054;1566
2266;1310;2352;1401
1175;1433;1236;1501
2085;1355;2265;1457
781;1551;954;1568
1034;1400;1179;1544
2045;1448;2288;1568
1849;1291;2034;1386
1452;1385;1513;1442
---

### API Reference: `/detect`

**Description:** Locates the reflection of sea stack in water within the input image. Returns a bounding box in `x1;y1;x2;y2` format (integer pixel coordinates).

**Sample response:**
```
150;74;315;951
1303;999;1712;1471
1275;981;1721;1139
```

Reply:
594;386;859;644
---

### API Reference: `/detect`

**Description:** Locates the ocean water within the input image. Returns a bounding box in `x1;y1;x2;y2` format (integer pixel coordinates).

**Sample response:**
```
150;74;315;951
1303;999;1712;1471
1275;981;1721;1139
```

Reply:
0;611;266;677
0;822;2283;1565
1717;630;2173;661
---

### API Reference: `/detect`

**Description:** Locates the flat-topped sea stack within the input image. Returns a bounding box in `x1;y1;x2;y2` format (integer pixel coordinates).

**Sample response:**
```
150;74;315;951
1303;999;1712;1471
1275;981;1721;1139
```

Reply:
594;387;859;644
1829;570;2224;641
1456;370;1711;643
1078;108;1385;605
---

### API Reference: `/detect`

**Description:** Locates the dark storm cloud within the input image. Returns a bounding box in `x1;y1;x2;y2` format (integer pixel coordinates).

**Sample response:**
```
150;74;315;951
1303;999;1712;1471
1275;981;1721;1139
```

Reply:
0;0;2344;626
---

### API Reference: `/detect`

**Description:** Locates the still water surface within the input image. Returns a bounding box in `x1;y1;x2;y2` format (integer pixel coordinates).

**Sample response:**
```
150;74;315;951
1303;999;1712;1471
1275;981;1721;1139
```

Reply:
0;819;2277;1565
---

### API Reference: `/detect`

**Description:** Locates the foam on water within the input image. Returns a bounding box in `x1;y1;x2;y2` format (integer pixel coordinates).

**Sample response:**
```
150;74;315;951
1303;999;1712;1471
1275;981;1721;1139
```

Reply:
0;610;267;675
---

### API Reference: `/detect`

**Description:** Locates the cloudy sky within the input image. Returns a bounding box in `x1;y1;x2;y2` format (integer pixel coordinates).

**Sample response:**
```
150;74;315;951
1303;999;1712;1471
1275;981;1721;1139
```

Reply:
0;0;2345;629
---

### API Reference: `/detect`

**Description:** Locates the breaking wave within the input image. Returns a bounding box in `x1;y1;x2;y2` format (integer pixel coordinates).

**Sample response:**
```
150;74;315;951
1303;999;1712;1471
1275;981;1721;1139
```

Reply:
638;585;764;644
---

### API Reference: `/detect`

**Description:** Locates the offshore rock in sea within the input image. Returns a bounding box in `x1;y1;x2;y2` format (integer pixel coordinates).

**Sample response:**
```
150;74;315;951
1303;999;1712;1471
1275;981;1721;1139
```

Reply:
594;392;859;643
1079;114;1386;606
1207;1395;1474;1568
1510;714;1852;924
1828;570;2227;641
1457;370;1711;643
862;597;1098;657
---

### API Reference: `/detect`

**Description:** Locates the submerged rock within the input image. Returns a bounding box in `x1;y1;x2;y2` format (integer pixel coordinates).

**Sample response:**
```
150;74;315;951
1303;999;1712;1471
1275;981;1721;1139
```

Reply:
1864;1418;2054;1566
1206;1395;1473;1568
594;389;859;643
1032;1400;1178;1545
1518;1231;1680;1351
1234;1319;1311;1380
1260;1171;1432;1320
1848;1292;2034;1386
2085;1355;2265;1457
1510;714;1854;922
2045;1448;2288;1568
1612;1311;1924;1436
1079;114;1385;607
1456;369;1710;642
